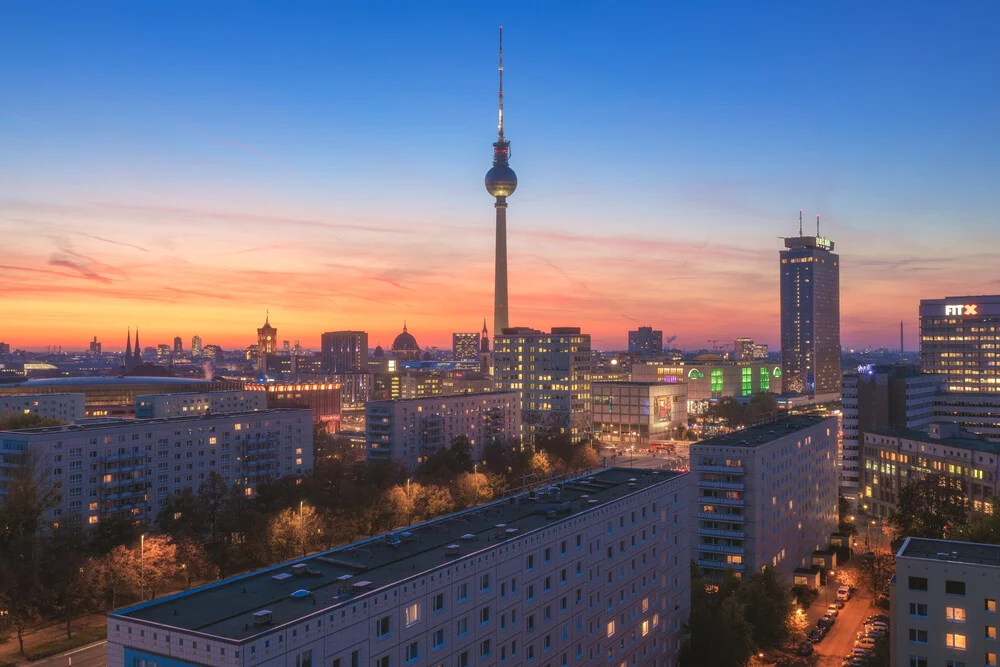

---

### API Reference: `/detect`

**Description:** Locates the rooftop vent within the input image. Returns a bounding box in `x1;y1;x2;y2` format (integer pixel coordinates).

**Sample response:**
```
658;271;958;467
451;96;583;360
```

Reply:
291;563;308;575
445;544;461;557
289;589;311;599
253;610;273;625
272;572;293;581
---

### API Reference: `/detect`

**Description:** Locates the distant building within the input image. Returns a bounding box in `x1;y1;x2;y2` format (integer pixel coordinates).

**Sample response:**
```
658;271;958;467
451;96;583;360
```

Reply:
921;295;1000;393
452;332;481;362
88;336;102;356
628;326;663;358
157;344;172;362
0;342;10;357
191;335;203;357
0;408;312;528
320;330;369;373
480;320;491;374
734;337;755;361
932;393;1000;441
122;328;142;372
691;416;839;581
0;393;85;423
257;313;278;371
251;382;342;427
173;336;183;356
753;343;769;360
367;391;520;469
391;322;421;361
780;226;841;401
493;327;592;443
135;390;266;418
862;423;1000;519
319;372;371;411
631;359;780;410
891;537;1000;667
202;344;223;361
592;381;688;445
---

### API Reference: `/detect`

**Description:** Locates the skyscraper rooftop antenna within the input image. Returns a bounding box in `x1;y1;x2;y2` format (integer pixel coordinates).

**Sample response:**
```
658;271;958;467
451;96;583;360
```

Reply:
799;209;803;236
816;214;820;236
497;26;504;140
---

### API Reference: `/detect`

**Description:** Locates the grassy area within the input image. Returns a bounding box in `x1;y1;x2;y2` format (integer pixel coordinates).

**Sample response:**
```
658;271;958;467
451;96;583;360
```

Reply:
24;627;106;662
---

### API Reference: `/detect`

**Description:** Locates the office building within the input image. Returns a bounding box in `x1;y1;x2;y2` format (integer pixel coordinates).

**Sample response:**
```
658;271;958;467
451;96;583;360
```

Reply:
780;221;841;401
920;295;1000;393
174;337;183;356
157;344;172;363
0;409;312;528
258;314;278;371
108;467;692;667
691;416;839;581
452;332;481;363
628;327;663;358
192;335;203;358
592;382;688;445
0;393;85;423
251;383;342;427
631;359;780;410
891;537;1000;667
734;337;755;361
861;423;1000;519
493;327;592;443
840;365;943;506
135;390;266;419
932;393;1000;441
367;391;520;469
88;337;102;357
321;331;369;373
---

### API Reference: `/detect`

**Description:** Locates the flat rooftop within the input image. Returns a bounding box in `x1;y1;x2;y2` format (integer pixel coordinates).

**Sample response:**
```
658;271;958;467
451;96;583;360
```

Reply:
871;427;1000;455
899;537;1000;568
0;377;221;388
113;467;683;641
693;415;829;449
0;408;308;436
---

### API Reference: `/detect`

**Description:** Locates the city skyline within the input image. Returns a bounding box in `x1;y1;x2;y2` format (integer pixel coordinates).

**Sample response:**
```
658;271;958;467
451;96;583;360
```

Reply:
2;3;998;351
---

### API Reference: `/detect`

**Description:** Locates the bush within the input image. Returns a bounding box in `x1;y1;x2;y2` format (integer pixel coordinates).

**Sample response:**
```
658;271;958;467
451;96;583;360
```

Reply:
24;627;106;661
791;585;818;609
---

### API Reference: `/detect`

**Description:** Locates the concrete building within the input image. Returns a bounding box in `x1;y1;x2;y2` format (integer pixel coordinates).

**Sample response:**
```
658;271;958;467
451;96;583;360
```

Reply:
321;331;369;374
174;337;184;356
920;295;1000;393
592;382;688;445
258;315;278;372
366;392;521;469
691;416;839;581
631;359;780;411
250;383;342;427
0;393;85;423
135;390;267;419
192;335;203;358
0;409;312;528
840;365;943;507
734;337;755;361
933;393;1000;441
452;333;481;363
861;423;1000;519
108;467;692;667
493;327;592;443
628;327;663;358
891;537;1000;667
780;226;841;401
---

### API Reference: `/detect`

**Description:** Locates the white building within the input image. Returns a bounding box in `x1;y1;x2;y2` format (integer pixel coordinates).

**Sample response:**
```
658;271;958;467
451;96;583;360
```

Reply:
108;467;692;667
367;392;520;469
0;393;85;423
0;409;312;529
592;382;688;445
690;416;839;581
892;537;1000;667
135;390;267;418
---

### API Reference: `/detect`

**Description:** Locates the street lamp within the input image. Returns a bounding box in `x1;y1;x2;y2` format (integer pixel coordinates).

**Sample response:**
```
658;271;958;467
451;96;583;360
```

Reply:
140;533;146;601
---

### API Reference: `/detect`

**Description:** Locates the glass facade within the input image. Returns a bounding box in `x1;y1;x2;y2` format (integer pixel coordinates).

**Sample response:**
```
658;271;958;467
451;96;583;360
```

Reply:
920;296;1000;393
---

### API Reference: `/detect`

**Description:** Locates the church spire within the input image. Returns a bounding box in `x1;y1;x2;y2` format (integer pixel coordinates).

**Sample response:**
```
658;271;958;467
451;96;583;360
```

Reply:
125;327;132;358
134;327;141;362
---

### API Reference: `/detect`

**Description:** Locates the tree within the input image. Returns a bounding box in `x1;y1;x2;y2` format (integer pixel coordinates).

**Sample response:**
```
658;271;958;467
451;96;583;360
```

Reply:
0;413;65;430
99;544;140;608
888;473;968;539
680;586;755;667
269;504;325;561
416;436;474;484
452;472;494;509
413;484;455;522
141;535;179;600
860;549;895;600
174;538;217;587
952;495;1000;545
737;566;793;650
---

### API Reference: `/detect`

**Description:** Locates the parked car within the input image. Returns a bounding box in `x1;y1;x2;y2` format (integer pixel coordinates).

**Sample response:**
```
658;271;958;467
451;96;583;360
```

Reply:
798;642;814;656
834;597;847;609
855;637;877;649
864;614;889;624
822;612;836;625
809;628;825;643
866;621;889;633
827;603;840;616
837;585;851;600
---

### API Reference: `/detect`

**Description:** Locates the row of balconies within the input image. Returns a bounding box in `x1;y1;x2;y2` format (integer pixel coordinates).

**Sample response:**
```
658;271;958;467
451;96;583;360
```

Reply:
698;527;745;539
697;558;744;572
698;511;745;522
698;496;744;506
698;480;745;491
698;465;745;473
698;543;746;555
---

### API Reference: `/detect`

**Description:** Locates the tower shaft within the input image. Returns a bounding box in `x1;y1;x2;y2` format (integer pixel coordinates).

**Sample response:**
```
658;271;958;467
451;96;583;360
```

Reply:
494;197;509;332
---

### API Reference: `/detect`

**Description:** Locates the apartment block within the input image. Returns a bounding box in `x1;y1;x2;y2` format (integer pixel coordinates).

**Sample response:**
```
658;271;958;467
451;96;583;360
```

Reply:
691;416;839;581
108;467;691;667
135;391;267;418
367;392;521;469
0;409;313;529
0;393;85;423
892;537;1000;667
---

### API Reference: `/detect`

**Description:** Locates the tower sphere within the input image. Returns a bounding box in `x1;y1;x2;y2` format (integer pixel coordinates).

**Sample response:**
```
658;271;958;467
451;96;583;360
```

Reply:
485;165;517;198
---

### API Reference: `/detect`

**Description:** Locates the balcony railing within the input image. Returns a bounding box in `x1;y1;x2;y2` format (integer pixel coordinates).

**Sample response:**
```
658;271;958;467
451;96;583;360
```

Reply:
697;558;744;572
698;511;745;522
698;527;745;539
698;496;744;506
698;480;745;490
698;465;745;474
698;543;745;555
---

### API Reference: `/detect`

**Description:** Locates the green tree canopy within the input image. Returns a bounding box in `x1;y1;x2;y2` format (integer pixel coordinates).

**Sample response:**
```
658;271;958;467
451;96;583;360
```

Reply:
888;473;968;539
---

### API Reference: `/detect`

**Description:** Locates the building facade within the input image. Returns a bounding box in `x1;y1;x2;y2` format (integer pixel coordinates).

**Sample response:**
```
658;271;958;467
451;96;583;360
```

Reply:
921;295;1000;393
691;416;839;581
891;537;1000;667
321;331;369;374
452;333;481;363
258;315;278;372
135;391;267;419
933;393;1000;441
493;327;592;443
628;327;663;358
249;383;342;427
192;335;203;358
861;424;1000;519
631;359;780;410
0;409;313;528
108;467;691;667
366;391;521;469
780;232;841;400
592;382;688;445
0;393;85;423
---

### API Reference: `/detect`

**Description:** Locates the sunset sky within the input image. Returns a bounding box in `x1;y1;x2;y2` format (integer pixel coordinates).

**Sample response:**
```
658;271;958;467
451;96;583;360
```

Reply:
2;2;998;352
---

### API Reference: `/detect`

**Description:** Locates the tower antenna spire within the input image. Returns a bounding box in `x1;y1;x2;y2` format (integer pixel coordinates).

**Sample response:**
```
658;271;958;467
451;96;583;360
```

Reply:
816;214;820;236
497;26;504;139
799;209;803;236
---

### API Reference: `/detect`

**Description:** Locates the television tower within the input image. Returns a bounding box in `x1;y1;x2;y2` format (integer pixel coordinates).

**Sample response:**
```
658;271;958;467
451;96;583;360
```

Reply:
485;26;517;333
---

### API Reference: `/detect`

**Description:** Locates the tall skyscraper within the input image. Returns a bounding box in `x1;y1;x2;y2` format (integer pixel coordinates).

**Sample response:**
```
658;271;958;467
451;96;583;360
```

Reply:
627;326;663;357
256;313;277;372
173;336;183;356
920;295;1000;392
493;327;591;443
88;336;102;356
321;330;369;373
780;213;840;400
191;335;203;358
485;27;516;333
452;332;480;362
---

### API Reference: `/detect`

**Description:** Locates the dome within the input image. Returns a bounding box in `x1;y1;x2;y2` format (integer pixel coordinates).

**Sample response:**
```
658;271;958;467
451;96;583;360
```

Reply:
373;345;384;358
392;324;420;352
485;166;517;198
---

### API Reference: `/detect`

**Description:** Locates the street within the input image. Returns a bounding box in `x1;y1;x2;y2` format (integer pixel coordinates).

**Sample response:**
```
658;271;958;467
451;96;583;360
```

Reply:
811;587;874;666
32;641;107;667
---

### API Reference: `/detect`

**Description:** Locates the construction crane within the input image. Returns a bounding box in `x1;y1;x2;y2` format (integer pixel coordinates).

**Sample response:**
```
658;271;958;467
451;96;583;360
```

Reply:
706;340;733;354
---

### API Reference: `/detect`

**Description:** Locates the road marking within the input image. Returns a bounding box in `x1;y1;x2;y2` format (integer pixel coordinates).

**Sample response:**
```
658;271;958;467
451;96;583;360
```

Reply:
64;640;107;657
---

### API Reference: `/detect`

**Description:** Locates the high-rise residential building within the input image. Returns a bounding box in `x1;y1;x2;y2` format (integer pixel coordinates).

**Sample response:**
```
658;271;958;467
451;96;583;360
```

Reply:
452;332;481;363
592;382;688;445
135;390;266;418
108;467;692;667
861;423;1000;519
753;343;769;360
628;326;663;358
891;538;1000;667
366;391;521;469
257;313;278;371
0;393;85;423
780;218;840;400
691;416;839;581
173;336;183;356
493;327;592;443
840;365;943;506
191;335;203;357
0;408;312;528
920;295;1000;393
88;336;102;356
734;337;755;361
